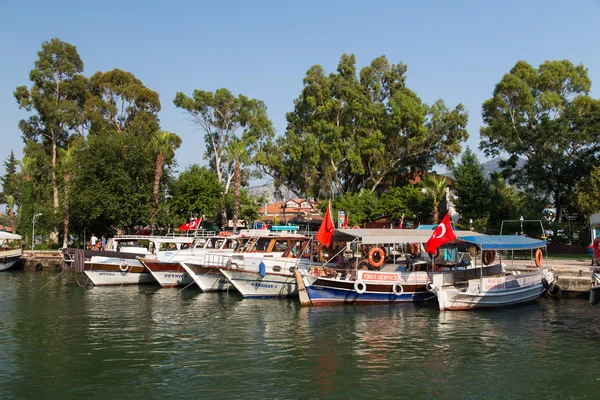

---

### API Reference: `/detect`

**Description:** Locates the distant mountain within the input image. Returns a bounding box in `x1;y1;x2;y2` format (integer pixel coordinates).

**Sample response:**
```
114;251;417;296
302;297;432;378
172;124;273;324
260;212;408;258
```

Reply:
246;182;295;203
480;157;526;178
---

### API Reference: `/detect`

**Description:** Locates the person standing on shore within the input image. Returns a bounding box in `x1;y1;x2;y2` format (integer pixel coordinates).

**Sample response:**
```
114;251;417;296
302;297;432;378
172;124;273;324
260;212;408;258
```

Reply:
90;233;98;250
101;235;107;250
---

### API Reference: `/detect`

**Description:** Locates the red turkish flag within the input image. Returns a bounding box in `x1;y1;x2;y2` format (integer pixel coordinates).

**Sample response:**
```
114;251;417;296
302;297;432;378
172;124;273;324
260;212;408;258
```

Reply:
425;213;456;254
315;203;335;247
178;218;201;231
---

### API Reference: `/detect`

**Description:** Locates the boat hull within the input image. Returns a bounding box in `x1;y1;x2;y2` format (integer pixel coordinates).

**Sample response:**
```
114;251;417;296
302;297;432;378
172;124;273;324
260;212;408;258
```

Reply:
83;260;155;286
302;271;435;305
179;262;232;292
139;259;195;288
219;268;297;298
0;253;23;271
432;269;552;311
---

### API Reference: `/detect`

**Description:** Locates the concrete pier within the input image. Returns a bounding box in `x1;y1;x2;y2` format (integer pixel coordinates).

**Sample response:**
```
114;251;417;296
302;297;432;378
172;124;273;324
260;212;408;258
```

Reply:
504;258;594;293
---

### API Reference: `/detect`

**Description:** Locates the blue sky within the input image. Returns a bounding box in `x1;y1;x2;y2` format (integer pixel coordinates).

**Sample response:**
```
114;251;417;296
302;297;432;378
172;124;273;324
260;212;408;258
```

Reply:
1;0;599;182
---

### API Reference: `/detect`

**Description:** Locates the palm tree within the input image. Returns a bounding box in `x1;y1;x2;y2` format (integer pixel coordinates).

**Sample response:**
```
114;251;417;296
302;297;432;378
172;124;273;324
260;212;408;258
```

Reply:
421;174;448;224
150;131;182;232
227;139;248;234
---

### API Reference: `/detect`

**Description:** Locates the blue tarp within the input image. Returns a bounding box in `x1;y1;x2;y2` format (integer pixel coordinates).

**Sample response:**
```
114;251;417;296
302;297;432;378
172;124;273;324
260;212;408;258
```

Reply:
459;235;546;251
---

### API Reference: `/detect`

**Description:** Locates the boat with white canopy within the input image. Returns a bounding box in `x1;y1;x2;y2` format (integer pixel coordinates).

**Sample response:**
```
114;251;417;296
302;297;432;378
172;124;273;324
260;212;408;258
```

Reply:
0;231;23;271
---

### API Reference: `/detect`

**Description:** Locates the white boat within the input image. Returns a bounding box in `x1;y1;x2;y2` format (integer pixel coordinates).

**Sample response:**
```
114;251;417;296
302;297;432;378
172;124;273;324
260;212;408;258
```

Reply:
75;234;199;286
430;235;555;311
179;228;309;292
218;250;312;298
139;233;243;288
82;257;155;285
0;232;23;271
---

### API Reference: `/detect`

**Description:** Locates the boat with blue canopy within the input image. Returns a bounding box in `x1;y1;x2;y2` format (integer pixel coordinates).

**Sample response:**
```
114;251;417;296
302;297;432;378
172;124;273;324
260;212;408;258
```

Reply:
430;235;556;311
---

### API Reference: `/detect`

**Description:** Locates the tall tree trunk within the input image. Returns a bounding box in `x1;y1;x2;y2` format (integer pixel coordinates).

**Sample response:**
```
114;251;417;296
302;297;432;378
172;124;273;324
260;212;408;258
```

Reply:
232;160;241;233
50;134;59;243
62;173;71;248
150;152;164;233
8;211;16;234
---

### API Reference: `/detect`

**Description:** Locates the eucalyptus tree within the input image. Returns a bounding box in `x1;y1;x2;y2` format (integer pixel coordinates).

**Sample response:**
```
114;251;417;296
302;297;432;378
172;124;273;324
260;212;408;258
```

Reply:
263;54;468;199
480;60;600;238
173;88;275;226
14;38;87;240
228;139;248;233
69;68;165;234
150;131;182;232
421;174;448;224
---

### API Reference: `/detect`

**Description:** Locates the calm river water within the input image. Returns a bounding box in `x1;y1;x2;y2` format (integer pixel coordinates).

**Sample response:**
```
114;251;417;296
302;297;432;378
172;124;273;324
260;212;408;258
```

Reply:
0;269;598;399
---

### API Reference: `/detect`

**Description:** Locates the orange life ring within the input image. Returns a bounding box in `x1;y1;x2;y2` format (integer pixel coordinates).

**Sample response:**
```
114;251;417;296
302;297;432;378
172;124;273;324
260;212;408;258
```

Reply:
408;243;420;256
534;249;543;268
218;231;232;237
593;238;600;260
368;247;386;268
482;250;496;265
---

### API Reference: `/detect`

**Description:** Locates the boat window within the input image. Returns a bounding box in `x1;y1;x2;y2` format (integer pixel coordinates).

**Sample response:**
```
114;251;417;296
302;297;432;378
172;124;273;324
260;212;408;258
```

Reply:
272;265;281;272
255;238;271;251
273;240;290;253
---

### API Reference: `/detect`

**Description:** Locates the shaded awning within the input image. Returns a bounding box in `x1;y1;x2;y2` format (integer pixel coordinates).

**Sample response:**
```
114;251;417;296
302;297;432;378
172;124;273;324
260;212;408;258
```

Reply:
458;235;546;251
0;231;21;240
331;228;480;245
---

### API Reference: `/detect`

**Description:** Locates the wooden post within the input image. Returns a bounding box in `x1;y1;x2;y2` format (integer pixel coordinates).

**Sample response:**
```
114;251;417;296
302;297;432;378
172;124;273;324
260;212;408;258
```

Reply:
294;269;311;306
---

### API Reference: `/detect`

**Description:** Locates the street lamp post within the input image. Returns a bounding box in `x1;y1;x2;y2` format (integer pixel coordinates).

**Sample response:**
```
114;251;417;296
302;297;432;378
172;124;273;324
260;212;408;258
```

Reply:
469;219;473;231
32;213;42;251
520;216;524;236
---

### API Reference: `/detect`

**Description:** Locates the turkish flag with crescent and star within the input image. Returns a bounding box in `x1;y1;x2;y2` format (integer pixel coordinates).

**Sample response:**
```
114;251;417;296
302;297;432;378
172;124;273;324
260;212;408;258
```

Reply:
425;213;456;254
178;218;201;231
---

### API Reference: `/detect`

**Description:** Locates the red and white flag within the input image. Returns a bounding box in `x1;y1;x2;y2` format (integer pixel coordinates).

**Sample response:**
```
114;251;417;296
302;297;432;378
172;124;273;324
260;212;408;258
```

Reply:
425;213;456;254
341;212;349;229
315;202;335;247
178;218;201;231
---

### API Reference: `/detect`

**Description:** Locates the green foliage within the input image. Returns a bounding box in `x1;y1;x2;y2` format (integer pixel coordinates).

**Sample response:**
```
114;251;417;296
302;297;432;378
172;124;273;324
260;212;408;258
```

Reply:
69;131;155;235
452;147;491;222
480;60;600;238
420;174;448;223
332;191;382;226
264;54;468;198
173;88;275;190
1;151;20;204
168;165;224;224
380;184;432;224
576;166;600;218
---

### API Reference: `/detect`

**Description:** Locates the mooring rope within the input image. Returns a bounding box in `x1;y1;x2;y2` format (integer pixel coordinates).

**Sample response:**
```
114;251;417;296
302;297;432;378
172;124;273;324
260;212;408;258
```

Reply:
38;269;65;291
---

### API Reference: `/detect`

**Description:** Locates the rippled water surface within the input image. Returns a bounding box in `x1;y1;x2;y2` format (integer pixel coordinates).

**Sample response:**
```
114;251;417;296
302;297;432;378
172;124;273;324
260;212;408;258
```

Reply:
1;269;599;399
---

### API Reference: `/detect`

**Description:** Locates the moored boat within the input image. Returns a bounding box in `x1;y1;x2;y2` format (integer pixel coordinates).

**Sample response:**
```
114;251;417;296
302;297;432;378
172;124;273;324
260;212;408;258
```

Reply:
180;228;309;293
138;233;241;288
76;235;197;286
0;232;23;271
299;229;448;305
430;235;555;311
